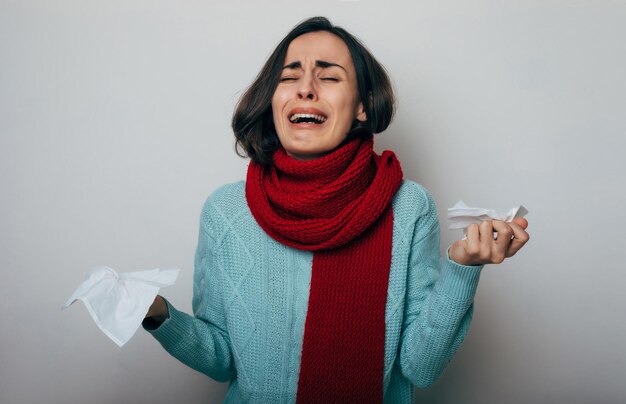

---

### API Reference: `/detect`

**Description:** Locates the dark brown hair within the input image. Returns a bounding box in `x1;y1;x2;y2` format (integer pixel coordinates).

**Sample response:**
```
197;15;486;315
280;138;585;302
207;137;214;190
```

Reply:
232;16;395;166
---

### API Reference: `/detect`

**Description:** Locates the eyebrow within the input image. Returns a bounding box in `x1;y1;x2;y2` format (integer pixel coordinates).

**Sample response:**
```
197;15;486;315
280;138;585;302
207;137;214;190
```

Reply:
282;60;347;72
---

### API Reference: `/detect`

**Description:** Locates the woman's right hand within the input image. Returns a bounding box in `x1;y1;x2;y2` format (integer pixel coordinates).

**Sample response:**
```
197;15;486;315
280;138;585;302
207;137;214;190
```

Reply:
145;295;169;321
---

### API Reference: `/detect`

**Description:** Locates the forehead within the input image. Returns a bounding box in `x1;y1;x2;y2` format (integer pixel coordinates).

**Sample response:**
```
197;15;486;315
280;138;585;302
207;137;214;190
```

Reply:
284;31;353;67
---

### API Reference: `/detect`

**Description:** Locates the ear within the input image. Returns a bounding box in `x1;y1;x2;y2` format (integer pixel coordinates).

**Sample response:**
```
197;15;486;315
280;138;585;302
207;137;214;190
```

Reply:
356;101;367;122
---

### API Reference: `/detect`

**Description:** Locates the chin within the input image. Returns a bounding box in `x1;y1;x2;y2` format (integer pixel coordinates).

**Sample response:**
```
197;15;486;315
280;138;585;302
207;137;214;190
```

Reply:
282;139;322;159
285;149;324;161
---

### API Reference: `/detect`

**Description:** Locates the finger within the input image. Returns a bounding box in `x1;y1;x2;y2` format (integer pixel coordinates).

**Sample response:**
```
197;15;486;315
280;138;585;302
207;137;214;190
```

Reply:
512;217;528;230
466;223;480;242
449;223;481;265
464;223;480;256
491;220;513;263
505;221;530;257
478;220;494;261
492;220;513;244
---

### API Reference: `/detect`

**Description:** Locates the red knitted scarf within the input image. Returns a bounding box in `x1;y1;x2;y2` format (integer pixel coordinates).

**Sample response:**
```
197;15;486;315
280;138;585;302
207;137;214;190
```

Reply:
246;135;402;402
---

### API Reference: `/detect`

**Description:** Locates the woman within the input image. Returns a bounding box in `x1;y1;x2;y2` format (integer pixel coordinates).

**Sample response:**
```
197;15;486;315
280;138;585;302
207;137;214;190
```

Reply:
143;16;529;403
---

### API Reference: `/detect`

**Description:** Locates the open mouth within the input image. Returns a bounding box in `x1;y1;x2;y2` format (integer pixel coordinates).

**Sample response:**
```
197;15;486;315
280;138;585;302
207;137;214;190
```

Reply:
288;113;327;124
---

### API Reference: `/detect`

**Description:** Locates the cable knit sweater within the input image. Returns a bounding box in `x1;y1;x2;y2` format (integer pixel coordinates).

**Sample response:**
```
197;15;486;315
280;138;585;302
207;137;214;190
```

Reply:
144;179;483;403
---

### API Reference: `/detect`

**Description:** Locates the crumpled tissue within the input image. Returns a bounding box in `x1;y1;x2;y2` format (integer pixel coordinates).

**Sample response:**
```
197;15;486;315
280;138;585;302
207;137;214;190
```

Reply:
447;200;528;231
62;266;179;347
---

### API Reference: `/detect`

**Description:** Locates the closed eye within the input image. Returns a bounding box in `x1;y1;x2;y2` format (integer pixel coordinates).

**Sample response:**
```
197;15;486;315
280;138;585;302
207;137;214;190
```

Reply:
280;77;297;82
321;77;339;82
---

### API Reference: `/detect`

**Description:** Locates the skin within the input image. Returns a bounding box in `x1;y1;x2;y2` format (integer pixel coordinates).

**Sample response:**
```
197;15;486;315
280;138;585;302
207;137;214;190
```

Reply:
449;218;529;266
271;31;366;160
145;295;167;320
145;32;530;320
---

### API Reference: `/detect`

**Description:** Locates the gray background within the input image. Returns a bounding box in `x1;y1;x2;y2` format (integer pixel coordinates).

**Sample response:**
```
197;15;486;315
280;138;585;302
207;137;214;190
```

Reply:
2;1;625;403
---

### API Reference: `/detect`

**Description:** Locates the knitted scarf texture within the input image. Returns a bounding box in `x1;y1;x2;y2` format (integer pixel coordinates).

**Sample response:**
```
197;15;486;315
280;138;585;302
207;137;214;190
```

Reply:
246;135;403;402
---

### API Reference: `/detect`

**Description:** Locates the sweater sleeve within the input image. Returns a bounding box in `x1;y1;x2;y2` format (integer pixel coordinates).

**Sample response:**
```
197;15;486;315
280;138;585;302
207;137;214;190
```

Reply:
143;199;236;382
399;189;483;388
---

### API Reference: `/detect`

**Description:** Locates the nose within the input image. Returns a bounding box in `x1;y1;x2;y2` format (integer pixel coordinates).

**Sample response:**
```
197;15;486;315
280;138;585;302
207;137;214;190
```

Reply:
297;73;317;101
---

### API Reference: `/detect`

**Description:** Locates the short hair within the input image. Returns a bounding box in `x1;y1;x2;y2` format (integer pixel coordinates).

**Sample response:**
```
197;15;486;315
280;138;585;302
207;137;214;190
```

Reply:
232;16;395;166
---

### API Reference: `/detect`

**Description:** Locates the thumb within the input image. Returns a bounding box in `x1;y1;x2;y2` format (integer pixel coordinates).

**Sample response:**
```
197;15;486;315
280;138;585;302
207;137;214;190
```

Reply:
511;217;528;230
448;239;468;265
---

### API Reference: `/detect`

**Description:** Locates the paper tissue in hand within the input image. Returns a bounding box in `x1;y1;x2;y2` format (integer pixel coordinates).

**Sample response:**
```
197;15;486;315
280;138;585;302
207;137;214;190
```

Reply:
447;201;528;231
62;266;180;347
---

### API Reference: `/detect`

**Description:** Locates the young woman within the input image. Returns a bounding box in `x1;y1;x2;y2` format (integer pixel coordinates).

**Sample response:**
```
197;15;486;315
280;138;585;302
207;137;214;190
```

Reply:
143;16;529;403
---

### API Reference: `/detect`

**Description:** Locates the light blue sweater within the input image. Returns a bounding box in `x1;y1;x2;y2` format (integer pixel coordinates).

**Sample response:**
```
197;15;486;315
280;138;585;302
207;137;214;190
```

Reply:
145;180;483;403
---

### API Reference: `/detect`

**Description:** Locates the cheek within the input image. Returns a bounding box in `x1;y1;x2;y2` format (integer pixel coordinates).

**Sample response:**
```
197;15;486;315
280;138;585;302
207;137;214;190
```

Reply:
271;91;289;118
271;96;283;130
333;93;359;128
271;94;279;115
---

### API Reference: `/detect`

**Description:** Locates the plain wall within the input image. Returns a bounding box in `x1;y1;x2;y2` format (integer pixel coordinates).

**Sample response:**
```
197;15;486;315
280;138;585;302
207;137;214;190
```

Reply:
2;1;625;403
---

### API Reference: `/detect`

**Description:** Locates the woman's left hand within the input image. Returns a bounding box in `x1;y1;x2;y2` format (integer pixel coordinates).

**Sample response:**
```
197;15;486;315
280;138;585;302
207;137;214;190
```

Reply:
448;218;529;266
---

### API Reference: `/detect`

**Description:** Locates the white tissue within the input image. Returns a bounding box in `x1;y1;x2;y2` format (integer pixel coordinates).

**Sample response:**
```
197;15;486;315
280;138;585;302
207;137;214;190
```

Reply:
447;200;528;230
62;266;179;347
